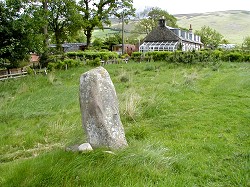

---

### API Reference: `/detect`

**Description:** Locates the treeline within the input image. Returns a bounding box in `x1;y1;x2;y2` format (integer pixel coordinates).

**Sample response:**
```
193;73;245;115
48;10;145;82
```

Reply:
0;0;135;69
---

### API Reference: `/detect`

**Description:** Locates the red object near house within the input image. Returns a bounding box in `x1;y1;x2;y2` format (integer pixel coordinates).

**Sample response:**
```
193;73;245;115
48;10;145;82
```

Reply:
30;53;39;63
112;44;137;56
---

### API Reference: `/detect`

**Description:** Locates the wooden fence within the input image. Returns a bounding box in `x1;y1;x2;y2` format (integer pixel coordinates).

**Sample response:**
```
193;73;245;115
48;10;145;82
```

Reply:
0;68;28;81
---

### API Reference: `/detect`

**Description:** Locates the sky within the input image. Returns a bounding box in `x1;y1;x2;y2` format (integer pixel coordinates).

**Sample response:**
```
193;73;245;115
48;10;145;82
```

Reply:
133;0;250;14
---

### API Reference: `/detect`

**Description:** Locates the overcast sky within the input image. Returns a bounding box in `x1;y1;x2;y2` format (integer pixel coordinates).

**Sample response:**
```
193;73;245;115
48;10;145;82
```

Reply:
133;0;250;14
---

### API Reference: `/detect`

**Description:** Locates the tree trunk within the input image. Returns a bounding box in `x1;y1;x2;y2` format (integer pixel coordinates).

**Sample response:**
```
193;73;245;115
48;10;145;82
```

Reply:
43;0;49;46
40;0;49;68
55;31;63;52
42;0;49;49
86;28;93;48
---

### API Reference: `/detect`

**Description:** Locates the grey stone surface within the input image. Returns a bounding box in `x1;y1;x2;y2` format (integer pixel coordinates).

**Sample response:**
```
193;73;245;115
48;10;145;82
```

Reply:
65;144;80;152
78;143;93;152
79;66;128;149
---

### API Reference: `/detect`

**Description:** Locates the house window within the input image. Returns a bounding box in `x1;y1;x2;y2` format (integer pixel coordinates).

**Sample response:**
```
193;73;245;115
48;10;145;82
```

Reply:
139;41;179;52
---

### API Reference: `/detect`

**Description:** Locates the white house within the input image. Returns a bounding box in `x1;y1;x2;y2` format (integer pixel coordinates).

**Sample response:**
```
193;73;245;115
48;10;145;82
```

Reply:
139;19;203;52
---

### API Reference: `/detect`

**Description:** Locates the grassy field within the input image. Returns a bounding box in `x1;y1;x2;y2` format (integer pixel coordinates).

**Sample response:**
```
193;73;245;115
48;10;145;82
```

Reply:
0;61;250;186
93;28;120;39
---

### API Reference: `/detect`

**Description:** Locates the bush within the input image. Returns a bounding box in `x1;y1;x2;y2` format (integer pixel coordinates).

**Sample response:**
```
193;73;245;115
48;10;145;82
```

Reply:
47;62;56;71
102;54;109;62
168;51;194;64
146;51;172;61
212;50;223;60
66;51;85;58
26;66;34;75
66;51;118;61
63;59;82;68
131;52;142;58
223;52;243;62
65;52;76;59
131;52;142;61
121;54;130;59
55;60;65;70
243;54;250;62
87;57;101;67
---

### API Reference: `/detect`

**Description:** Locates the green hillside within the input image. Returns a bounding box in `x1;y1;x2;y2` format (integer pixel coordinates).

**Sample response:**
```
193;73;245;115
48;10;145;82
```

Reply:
93;19;139;41
96;10;250;45
176;10;250;44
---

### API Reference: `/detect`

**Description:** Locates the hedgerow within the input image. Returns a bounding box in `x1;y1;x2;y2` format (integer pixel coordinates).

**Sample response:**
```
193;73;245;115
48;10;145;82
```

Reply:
46;49;250;71
66;51;118;60
131;50;250;63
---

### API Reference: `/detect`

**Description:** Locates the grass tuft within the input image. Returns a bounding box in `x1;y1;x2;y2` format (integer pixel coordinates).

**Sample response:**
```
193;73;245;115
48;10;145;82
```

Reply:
120;89;141;121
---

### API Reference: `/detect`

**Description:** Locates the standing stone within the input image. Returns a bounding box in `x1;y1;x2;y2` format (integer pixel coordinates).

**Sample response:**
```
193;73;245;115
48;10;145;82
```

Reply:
79;66;128;149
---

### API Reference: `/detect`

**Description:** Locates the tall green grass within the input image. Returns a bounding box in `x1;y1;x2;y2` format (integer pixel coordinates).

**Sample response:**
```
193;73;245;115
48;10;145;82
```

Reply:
0;62;250;186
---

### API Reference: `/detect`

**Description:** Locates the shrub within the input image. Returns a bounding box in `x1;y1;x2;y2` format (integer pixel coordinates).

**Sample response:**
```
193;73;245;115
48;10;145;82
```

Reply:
47;62;56;71
63;59;82;68
212;50;223;60
66;51;85;58
26;66;34;75
48;55;64;63
131;52;142;58
223;52;243;62
102;54;109;62
146;51;172;61
63;59;75;68
121;54;130;59
66;51;118;61
55;61;65;70
65;52;77;59
87;58;101;67
131;52;142;61
243;54;250;62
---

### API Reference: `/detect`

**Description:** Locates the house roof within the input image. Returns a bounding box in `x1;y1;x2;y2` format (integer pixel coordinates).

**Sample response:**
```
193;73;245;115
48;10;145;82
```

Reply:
143;19;202;45
49;43;87;48
144;26;180;42
113;44;135;47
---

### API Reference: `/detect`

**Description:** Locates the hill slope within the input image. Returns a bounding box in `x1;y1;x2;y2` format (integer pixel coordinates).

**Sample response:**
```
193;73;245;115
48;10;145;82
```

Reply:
175;10;250;44
95;10;250;45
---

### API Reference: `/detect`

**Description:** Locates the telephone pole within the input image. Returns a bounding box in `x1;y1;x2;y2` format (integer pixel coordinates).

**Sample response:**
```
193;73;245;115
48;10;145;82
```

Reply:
121;12;125;55
43;0;49;48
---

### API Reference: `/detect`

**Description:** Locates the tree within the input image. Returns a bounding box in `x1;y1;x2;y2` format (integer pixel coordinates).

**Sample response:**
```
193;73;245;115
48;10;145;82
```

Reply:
221;38;229;44
103;33;122;51
0;0;43;68
92;37;105;50
242;36;250;50
133;7;178;35
46;0;83;52
18;0;84;65
195;26;224;49
78;0;135;48
66;30;87;43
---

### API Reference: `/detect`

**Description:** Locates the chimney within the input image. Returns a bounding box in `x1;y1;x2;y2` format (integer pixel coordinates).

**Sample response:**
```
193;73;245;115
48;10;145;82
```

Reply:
158;17;166;27
189;24;193;32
